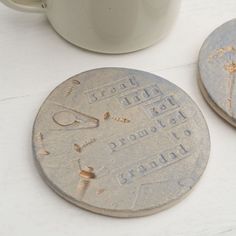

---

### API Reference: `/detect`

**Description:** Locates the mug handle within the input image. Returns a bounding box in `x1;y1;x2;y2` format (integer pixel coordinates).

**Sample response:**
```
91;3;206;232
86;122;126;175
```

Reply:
0;0;45;12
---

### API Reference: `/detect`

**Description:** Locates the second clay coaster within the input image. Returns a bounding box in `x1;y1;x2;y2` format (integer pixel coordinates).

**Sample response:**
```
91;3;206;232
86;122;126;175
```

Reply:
199;19;236;127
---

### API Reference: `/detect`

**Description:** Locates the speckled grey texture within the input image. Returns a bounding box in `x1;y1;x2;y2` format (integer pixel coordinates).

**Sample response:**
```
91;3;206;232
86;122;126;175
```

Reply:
199;19;236;127
33;68;210;217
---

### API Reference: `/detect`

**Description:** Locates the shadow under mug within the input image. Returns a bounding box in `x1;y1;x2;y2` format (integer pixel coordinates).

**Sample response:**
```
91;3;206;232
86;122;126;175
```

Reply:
1;0;181;54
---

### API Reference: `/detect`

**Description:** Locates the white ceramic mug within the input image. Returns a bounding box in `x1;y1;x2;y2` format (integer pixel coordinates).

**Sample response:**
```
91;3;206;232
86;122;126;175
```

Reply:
1;0;181;53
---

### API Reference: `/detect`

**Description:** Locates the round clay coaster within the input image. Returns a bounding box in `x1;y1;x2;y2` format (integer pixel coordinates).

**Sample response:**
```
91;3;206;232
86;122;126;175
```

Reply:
33;68;210;217
199;19;236;127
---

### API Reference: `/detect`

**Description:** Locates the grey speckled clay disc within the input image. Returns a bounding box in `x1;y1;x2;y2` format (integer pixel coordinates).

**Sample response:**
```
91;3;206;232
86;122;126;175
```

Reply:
33;68;210;218
199;19;236;127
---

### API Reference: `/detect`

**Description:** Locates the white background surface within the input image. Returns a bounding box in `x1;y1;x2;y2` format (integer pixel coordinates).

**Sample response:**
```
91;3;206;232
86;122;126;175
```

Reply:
0;0;236;235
